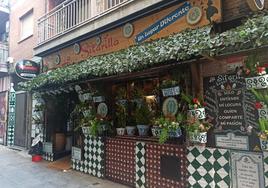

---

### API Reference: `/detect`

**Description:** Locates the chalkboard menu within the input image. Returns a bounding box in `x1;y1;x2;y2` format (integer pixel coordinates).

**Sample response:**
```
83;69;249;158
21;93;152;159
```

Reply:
204;74;260;151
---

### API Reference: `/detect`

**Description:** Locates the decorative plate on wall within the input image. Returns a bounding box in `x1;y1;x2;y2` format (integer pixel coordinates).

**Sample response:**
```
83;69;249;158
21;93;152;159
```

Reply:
123;23;134;38
186;6;202;25
97;102;108;117
162;97;178;117
96;36;102;46
55;54;61;65
73;43;81;54
246;0;265;11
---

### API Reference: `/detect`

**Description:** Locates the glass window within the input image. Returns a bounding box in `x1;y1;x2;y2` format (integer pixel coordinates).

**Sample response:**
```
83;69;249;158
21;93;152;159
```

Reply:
20;10;33;40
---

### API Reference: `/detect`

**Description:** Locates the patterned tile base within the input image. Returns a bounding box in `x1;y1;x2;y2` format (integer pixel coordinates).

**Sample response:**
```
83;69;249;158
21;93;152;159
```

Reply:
146;143;187;188
106;138;135;187
84;135;105;178
43;152;54;161
187;146;230;188
136;142;146;188
264;151;268;188
71;136;105;178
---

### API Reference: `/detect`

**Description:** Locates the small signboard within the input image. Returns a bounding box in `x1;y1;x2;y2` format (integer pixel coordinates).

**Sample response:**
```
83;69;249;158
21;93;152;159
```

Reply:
43;142;53;153
72;146;82;161
231;151;264;188
15;60;40;80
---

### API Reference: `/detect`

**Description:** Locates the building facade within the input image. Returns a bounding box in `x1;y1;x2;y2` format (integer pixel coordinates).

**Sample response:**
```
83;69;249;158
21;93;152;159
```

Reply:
19;0;268;187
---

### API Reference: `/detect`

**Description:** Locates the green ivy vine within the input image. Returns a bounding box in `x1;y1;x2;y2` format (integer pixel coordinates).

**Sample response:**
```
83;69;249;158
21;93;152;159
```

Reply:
19;12;268;91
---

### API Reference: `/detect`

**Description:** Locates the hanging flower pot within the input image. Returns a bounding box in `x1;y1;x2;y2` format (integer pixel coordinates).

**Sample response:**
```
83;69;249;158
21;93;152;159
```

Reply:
198;132;207;143
116;128;126;136
188;108;206;120
188;131;207;143
245;74;268;89
126;126;136;136
259;137;268;151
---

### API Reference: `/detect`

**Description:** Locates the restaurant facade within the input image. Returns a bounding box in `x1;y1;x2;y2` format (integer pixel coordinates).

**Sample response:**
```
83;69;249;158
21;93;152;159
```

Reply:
20;0;268;187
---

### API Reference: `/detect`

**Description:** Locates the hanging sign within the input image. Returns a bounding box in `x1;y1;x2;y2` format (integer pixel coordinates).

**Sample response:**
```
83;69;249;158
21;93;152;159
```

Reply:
135;2;191;43
15;60;40;80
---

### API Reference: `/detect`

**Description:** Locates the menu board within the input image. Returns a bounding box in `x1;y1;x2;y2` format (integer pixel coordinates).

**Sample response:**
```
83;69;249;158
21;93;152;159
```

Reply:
204;74;259;150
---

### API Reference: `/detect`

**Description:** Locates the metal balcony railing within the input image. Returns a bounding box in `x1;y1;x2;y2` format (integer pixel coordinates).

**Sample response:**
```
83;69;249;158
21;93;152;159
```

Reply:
37;0;134;45
0;42;8;73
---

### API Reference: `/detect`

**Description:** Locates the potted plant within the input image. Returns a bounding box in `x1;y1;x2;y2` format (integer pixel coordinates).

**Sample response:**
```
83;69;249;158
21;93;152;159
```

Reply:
153;113;184;144
185;117;212;144
115;87;128;106
130;88;144;105
160;79;180;97
240;54;268;89
181;93;206;120
115;103;127;136
258;118;268;150
135;101;152;136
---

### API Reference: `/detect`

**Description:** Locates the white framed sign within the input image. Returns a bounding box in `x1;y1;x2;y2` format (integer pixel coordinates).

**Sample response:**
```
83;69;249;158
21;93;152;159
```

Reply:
231;151;264;188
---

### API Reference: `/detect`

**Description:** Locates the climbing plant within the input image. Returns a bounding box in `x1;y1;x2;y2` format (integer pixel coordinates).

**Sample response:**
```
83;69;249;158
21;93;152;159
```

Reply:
19;12;268;91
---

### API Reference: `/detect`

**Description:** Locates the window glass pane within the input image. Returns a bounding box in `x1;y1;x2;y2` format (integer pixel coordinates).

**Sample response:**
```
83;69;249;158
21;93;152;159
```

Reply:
20;11;33;39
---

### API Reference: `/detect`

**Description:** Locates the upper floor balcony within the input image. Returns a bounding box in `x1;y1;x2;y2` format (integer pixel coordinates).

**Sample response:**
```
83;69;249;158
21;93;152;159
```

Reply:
0;42;8;73
0;0;9;14
35;0;168;55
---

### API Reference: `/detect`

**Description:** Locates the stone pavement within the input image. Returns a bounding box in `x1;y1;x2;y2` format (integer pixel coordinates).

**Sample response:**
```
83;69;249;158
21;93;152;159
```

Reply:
0;145;129;188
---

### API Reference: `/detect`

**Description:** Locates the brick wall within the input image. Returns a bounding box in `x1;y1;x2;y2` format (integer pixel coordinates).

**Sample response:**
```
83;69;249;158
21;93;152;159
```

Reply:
9;0;46;61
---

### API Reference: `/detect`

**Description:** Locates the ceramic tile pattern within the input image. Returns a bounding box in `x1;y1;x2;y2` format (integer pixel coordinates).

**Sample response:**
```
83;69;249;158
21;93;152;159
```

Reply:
7;91;16;146
146;143;187;188
71;136;105;178
135;142;146;188
264;151;268;188
105;138;136;187
187;146;230;188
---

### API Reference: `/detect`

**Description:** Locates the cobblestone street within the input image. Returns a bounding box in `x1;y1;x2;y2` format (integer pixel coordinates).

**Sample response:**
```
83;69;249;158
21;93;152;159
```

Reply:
0;146;128;188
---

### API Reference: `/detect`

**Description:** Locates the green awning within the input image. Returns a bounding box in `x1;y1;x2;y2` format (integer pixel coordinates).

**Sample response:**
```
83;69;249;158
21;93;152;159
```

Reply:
20;12;268;91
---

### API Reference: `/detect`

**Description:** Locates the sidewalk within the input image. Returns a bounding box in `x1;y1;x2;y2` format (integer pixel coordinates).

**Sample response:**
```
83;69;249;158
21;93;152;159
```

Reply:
0;145;129;188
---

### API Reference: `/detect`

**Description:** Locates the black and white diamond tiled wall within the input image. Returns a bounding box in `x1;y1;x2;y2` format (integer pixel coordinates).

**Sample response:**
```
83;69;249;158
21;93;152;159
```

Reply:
187;146;230;188
135;142;146;188
72;135;105;178
43;152;54;161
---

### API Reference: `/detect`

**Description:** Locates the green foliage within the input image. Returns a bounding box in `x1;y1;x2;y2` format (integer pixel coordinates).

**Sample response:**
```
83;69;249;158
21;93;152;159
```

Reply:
19;13;268;91
160;80;178;89
259;118;268;132
251;89;268;106
135;102;152;125
154;113;185;144
115;104;127;128
159;129;169;144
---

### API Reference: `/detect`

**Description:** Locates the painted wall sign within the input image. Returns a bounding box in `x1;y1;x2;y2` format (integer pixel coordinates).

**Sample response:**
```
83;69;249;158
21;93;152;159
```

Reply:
15;60;40;80
203;74;259;150
231;151;264;188
135;2;191;43
43;0;222;70
247;0;265;11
